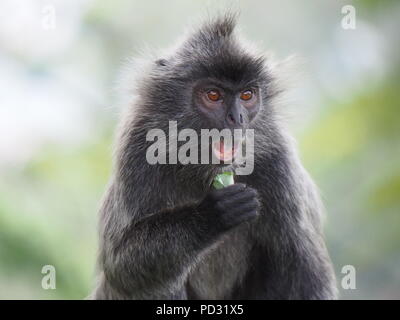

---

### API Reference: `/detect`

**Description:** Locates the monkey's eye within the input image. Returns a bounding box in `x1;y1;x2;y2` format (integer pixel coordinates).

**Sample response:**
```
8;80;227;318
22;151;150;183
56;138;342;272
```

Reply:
240;89;253;101
206;90;222;102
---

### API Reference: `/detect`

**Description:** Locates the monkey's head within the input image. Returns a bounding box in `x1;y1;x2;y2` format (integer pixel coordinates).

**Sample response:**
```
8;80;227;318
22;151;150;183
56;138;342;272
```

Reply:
136;13;278;165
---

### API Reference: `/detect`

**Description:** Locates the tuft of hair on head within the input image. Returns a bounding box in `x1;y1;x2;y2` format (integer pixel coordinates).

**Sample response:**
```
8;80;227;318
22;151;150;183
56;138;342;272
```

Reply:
204;11;238;38
187;11;239;47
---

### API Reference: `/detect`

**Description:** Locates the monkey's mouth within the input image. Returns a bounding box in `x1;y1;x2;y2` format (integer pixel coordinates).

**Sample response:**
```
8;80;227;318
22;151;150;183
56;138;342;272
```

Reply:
213;139;240;162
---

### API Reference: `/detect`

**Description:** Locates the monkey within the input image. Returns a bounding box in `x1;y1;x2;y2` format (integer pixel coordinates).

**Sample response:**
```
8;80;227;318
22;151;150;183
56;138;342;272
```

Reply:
92;13;337;300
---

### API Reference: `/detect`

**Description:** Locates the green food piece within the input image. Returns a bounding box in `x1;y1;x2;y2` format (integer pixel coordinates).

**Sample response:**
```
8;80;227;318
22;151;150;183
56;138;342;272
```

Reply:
213;171;235;189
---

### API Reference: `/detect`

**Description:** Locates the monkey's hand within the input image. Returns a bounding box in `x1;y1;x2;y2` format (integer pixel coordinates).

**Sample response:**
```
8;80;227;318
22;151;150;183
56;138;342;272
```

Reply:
197;183;260;234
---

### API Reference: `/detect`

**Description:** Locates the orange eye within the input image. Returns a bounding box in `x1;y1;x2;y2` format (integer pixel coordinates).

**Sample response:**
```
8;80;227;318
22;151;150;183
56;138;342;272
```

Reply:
207;90;221;102
240;90;253;101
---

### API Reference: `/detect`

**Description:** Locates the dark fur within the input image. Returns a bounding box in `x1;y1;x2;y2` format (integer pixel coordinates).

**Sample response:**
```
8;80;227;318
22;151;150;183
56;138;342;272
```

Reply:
92;14;337;300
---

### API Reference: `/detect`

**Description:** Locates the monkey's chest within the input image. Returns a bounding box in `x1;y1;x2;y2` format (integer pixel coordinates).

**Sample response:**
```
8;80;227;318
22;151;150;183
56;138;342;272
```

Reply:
186;225;251;299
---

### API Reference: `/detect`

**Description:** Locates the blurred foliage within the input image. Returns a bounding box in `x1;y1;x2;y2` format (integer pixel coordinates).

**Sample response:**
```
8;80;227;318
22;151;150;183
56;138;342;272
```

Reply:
0;132;112;299
360;0;399;10
300;71;400;299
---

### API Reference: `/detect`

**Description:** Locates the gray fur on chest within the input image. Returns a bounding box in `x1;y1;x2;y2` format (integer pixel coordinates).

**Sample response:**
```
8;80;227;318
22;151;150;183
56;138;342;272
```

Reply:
160;168;253;299
186;224;252;299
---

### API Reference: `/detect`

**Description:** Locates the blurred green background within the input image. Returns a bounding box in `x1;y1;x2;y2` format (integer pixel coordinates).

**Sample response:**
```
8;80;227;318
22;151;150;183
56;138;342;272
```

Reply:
0;0;399;299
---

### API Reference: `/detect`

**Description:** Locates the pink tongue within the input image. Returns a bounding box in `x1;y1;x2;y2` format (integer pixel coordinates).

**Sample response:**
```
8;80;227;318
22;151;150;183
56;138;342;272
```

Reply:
216;141;235;161
219;141;225;153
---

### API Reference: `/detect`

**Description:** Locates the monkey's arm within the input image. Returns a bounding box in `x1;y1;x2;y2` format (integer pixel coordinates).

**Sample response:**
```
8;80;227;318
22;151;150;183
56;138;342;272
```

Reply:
99;183;258;299
102;205;214;299
238;149;337;300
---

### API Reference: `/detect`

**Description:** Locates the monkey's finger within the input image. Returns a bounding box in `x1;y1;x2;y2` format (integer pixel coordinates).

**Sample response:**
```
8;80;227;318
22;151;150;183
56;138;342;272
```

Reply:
219;189;258;209
212;183;246;198
230;199;259;214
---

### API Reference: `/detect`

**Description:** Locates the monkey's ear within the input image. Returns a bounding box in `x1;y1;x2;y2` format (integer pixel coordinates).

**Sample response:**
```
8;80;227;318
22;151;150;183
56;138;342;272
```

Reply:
155;59;168;67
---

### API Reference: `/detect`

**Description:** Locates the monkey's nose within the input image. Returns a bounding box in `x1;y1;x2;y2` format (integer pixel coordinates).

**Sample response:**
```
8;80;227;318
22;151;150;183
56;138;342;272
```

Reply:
227;111;244;127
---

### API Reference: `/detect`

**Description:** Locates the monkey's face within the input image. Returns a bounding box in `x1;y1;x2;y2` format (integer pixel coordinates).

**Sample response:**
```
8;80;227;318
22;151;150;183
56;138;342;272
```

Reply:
190;77;261;163
192;78;261;131
142;16;275;165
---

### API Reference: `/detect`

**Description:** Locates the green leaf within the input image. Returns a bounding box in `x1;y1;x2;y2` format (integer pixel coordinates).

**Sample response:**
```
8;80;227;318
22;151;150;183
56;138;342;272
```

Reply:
213;171;235;189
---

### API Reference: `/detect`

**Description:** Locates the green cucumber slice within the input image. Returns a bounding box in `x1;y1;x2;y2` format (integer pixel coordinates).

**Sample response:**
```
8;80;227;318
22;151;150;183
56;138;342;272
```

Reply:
213;171;235;189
